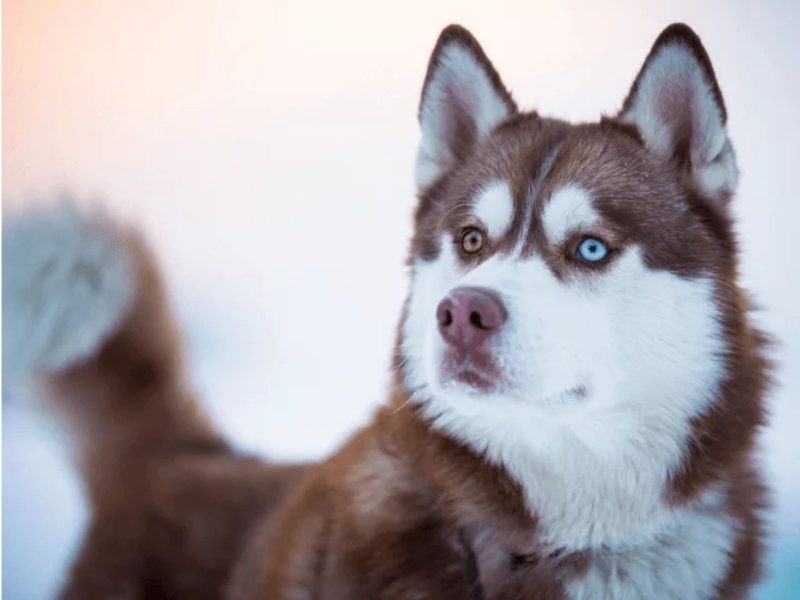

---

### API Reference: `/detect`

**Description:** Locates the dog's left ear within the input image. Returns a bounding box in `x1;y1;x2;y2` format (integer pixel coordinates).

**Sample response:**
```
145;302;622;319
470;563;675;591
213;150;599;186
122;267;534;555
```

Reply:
619;24;737;205
416;25;516;191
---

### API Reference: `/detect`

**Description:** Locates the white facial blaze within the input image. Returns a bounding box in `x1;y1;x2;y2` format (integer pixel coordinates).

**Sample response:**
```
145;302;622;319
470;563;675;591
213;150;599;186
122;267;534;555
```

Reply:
401;183;727;567
541;185;600;244
473;181;514;238
402;239;460;395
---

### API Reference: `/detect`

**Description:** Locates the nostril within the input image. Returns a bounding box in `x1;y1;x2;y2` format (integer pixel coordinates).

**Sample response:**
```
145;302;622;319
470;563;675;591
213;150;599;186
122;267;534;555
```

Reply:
442;309;453;327
469;311;484;329
437;300;455;330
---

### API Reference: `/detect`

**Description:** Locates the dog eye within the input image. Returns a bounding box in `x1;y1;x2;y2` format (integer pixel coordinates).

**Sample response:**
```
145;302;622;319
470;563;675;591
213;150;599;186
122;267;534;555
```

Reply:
460;228;485;254
576;237;609;263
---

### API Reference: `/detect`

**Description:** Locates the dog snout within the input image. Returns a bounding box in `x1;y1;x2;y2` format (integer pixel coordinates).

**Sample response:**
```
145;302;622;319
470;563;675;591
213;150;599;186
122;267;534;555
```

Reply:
436;287;507;352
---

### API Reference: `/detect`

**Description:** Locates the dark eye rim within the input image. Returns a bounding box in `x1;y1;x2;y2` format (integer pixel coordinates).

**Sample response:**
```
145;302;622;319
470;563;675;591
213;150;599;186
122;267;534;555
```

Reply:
458;226;486;255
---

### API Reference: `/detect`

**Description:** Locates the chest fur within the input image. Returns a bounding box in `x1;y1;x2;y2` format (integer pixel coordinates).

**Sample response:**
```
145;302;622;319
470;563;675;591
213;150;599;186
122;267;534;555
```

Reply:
471;492;735;600
567;497;735;599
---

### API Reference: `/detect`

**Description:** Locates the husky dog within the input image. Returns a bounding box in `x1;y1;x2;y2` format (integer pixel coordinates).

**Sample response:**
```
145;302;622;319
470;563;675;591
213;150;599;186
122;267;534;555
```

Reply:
4;23;769;599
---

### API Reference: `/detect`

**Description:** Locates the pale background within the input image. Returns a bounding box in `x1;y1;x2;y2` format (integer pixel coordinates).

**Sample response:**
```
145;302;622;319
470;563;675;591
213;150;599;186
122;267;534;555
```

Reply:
3;0;799;597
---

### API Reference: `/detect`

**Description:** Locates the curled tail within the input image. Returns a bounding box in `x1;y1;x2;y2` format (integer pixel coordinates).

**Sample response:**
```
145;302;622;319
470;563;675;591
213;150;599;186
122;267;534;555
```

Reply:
3;202;224;500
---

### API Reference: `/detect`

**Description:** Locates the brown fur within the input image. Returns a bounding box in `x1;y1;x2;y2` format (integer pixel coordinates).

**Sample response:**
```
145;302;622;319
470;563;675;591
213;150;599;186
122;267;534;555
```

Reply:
45;233;309;599
39;23;769;599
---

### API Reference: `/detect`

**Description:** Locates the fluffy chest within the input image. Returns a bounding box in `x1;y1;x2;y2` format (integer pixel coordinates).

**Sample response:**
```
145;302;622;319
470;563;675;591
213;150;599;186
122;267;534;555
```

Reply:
565;493;735;599
424;397;736;598
423;393;709;550
470;491;735;600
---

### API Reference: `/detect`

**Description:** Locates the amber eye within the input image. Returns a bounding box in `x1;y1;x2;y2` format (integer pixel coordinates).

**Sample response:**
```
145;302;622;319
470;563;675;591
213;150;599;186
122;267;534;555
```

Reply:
460;228;485;254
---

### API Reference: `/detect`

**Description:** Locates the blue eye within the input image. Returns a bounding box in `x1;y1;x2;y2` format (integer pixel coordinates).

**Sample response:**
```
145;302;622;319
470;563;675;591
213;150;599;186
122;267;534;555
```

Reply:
576;238;609;263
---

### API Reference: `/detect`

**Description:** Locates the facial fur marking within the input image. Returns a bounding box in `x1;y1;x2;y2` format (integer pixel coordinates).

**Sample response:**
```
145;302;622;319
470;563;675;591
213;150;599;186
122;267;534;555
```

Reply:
401;238;460;394
518;145;561;253
541;185;600;245
473;181;514;239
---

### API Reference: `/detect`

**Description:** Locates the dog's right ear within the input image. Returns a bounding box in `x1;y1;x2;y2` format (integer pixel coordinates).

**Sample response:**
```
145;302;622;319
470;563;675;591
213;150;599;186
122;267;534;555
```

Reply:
415;25;516;191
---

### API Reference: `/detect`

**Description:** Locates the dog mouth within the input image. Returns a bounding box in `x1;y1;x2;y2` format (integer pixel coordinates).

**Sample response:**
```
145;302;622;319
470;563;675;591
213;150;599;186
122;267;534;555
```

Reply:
439;348;503;391
435;346;589;405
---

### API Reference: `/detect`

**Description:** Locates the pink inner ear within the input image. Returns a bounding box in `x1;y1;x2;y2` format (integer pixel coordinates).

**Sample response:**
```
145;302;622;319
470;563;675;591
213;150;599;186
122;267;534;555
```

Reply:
440;82;480;163
416;31;515;190
618;39;737;205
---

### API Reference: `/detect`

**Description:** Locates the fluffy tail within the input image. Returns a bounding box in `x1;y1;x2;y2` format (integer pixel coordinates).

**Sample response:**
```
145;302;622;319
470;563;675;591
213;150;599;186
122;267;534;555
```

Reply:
3;202;224;501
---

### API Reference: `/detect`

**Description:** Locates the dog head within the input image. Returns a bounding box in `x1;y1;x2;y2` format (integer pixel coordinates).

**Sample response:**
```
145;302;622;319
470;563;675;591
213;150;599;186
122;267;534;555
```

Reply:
399;24;748;501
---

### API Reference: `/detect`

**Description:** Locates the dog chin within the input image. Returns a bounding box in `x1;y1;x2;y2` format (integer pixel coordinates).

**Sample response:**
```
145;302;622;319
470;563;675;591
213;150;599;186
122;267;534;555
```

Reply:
418;345;587;407
439;369;499;394
441;362;503;392
430;366;588;410
430;338;504;385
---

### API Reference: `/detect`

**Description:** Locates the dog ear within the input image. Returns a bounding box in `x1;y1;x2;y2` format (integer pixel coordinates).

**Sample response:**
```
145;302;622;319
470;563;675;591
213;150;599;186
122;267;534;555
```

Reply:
619;24;737;205
416;25;516;191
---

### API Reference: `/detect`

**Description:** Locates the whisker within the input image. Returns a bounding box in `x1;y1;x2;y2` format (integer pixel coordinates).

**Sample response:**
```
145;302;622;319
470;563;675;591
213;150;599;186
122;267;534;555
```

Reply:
392;385;429;414
389;354;412;376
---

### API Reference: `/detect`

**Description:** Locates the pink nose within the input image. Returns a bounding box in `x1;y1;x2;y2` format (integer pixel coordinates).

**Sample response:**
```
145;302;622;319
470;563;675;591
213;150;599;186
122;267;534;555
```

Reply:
436;287;507;352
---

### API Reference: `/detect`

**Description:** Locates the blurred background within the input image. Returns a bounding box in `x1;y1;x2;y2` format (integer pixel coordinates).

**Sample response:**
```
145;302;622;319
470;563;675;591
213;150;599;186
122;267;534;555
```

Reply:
3;0;799;597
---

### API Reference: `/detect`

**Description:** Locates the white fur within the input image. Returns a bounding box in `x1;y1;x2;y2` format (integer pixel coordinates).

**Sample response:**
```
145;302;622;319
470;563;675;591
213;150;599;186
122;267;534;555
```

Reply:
2;202;135;382
541;185;599;243
619;43;738;202
473;181;514;238
568;489;735;599
400;185;730;593
416;43;511;189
